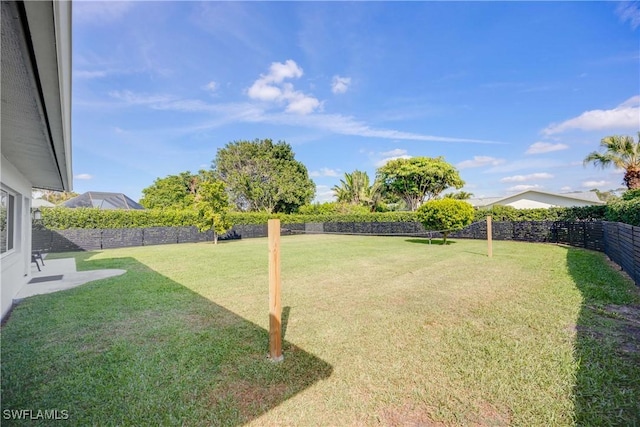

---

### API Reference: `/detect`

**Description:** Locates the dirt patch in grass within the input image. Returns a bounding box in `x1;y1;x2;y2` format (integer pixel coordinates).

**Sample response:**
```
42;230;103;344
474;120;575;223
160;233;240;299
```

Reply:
581;304;640;358
604;304;640;356
210;380;289;420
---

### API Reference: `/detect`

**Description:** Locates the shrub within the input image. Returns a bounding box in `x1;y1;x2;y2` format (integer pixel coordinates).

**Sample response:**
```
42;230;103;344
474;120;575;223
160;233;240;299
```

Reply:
605;199;640;226
622;189;640;201
416;199;474;244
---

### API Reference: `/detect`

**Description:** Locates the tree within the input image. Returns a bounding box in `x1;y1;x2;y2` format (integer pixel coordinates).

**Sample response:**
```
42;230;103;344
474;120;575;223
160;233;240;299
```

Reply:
416;198;474;244
584;132;640;190
376;157;465;211
193;180;231;244
140;170;214;209
332;170;382;212
33;190;79;204
444;191;474;200
213;139;315;213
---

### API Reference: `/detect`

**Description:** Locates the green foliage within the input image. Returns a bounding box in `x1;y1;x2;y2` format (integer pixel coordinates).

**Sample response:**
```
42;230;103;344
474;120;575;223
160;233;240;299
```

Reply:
622;188;640;201
473;205;608;222
332;170;382;211
41;207;200;229
213;138;315;213
584;132;640;189
33;189;79;205
416;199;474;244
605;199;640;226
377;156;464;211
226;211;417;225
140;170;214;209
298;202;370;215
443;191;474;200
37;200;636;229
193;180;232;243
554;205;608;221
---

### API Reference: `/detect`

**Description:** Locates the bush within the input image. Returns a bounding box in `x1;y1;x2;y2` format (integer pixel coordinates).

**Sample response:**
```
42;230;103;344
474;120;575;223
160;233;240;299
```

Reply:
41;207;199;230
605;199;640;226
416;199;474;244
226;211;417;225
36;202;636;230
622;189;640;201
298;202;370;215
474;205;607;222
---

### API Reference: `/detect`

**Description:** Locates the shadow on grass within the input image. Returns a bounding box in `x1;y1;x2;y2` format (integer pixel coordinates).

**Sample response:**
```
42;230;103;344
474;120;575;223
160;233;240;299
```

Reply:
566;247;640;425
0;256;332;426
405;238;456;246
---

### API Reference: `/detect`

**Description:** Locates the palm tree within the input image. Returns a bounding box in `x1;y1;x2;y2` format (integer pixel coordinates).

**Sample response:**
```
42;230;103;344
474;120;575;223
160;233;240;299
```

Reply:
444;191;474;200
584;132;640;190
332;170;382;211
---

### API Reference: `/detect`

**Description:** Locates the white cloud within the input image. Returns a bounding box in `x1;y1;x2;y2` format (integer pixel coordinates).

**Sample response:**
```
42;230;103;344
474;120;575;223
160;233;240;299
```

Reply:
74;174;93;180
543;96;640;135
500;173;554;183
104;90;502;144
75;70;109;79
375;149;411;167
332;75;351;94
109;90;174;106
247;60;321;115
310;168;340;178
457;156;506;169
582;180;609;188
525;142;569;154
486;159;563;174
203;81;218;94
507;184;543;192
616;1;640;30
561;186;572;191
314;185;335;203
74;1;134;25
285;91;322;115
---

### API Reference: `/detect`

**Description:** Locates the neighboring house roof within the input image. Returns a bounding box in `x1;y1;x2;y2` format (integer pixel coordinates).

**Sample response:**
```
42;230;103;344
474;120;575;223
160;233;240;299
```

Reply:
62;192;145;210
470;190;605;209
1;1;72;191
467;197;503;208
32;199;56;208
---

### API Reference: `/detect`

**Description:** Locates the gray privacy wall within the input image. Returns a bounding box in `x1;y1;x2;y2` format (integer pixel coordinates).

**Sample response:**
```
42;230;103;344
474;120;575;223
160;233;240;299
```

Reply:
32;220;638;286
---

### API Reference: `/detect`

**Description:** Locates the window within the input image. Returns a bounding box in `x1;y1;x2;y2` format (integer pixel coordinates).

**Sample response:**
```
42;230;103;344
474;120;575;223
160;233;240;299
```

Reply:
1;189;15;254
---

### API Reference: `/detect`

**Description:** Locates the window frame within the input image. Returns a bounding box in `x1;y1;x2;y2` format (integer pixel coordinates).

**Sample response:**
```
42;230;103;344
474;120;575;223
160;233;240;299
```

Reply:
1;188;16;256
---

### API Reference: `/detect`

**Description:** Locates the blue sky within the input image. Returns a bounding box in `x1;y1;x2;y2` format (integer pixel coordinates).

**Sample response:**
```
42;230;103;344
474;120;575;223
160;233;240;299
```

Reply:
72;1;640;203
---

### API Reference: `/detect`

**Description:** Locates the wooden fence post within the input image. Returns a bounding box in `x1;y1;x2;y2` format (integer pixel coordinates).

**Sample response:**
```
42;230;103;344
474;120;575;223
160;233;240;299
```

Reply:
487;216;493;258
268;219;283;362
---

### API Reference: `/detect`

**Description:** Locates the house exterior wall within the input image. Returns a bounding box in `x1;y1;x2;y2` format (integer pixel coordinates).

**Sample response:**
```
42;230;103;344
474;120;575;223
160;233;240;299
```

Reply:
487;192;601;209
1;154;32;319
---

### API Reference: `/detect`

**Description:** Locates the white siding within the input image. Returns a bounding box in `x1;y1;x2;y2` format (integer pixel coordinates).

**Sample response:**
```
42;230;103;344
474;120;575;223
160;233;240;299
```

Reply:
1;154;32;319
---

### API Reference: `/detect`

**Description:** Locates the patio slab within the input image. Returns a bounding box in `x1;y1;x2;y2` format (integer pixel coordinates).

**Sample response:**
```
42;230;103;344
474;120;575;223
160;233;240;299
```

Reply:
14;257;126;300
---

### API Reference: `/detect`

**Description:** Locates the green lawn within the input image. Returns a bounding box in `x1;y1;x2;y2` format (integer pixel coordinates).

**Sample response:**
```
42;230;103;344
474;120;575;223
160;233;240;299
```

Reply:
2;235;639;426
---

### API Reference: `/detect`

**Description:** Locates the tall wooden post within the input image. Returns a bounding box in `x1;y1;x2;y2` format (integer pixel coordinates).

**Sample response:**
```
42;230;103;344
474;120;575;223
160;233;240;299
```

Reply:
487;216;493;258
268;219;283;361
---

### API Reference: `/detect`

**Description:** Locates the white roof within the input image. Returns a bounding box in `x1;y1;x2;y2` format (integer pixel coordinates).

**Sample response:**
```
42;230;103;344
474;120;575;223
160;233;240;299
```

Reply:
470;190;605;207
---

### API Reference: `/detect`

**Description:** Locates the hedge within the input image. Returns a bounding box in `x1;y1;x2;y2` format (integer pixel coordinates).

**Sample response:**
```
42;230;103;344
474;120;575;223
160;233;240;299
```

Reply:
472;205;607;222
39;203;637;230
40;208;199;230
605;199;640;226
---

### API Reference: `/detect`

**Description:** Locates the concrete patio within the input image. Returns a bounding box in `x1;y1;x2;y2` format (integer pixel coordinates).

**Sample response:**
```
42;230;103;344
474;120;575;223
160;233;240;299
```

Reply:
14;256;126;301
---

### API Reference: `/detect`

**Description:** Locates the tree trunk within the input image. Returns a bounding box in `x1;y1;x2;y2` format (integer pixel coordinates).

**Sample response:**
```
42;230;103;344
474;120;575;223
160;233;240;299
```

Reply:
624;168;640;189
442;231;449;245
213;231;218;245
